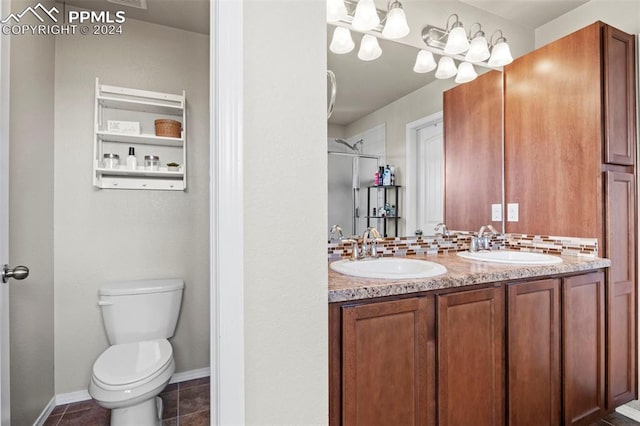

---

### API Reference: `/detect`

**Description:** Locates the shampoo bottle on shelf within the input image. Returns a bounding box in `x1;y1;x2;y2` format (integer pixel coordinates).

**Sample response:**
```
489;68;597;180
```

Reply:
382;165;391;186
126;147;137;170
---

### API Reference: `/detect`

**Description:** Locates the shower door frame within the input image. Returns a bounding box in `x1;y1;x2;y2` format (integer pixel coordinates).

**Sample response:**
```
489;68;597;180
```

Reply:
328;151;380;236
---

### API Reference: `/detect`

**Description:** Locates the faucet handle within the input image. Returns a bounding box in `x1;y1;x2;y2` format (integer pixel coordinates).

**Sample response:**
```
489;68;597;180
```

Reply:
329;224;344;241
342;238;360;261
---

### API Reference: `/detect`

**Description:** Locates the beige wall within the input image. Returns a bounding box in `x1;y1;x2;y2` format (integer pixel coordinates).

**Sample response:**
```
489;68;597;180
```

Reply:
243;0;328;423
8;0;56;423
328;123;346;139
53;15;209;393
535;1;640;47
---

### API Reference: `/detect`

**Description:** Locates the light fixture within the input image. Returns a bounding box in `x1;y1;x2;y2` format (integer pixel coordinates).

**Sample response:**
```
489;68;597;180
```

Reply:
358;34;382;61
327;0;348;22
330;26;355;54
443;14;469;55
435;56;457;79
465;23;490;63
488;30;513;66
455;62;478;83
413;50;436;73
352;0;380;31
382;1;410;39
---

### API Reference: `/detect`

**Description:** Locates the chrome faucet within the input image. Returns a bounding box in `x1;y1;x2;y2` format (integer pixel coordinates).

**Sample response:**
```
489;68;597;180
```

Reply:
329;224;344;241
471;224;499;252
362;227;384;258
434;222;451;237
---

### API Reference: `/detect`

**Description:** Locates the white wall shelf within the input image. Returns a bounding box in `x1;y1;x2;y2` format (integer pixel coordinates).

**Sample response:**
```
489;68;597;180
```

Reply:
96;131;184;147
93;78;187;191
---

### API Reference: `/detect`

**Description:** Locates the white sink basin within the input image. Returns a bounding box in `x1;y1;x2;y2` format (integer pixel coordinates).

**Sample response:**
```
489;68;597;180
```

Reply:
330;257;447;279
457;250;562;265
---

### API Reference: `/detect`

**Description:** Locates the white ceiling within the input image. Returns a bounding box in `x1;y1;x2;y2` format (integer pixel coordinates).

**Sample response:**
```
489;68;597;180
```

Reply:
459;0;590;29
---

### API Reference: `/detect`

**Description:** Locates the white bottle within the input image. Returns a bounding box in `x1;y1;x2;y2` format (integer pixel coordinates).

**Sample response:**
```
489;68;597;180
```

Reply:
382;165;391;186
126;147;137;170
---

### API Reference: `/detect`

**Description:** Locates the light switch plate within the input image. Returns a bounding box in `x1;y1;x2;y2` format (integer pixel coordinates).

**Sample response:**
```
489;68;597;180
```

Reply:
507;203;519;222
491;204;502;221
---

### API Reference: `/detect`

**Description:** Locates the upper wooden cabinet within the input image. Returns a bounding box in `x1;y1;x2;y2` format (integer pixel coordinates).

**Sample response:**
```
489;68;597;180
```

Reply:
504;22;636;239
444;70;503;231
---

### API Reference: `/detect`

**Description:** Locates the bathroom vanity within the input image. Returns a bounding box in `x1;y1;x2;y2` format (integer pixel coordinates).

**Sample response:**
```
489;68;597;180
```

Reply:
328;253;616;426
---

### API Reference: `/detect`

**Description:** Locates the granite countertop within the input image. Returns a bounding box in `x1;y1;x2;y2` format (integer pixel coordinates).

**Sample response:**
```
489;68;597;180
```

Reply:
328;252;611;303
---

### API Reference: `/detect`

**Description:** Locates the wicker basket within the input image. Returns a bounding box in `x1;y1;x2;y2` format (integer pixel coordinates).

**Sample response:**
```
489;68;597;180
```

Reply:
154;119;182;138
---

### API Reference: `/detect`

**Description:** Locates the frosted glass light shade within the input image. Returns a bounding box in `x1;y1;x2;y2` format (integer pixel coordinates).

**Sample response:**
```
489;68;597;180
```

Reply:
352;0;380;31
327;0;348;22
381;5;409;39
435;56;457;79
455;62;478;83
488;41;513;66
465;35;490;63
357;34;382;61
413;50;436;73
329;27;355;54
444;26;470;54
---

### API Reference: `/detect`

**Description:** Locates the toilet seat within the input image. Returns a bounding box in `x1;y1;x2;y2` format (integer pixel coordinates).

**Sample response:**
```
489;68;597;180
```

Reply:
92;339;173;388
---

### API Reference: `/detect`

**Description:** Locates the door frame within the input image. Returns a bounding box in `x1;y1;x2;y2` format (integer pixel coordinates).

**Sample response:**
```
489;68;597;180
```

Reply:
0;0;11;422
211;0;245;424
405;111;443;236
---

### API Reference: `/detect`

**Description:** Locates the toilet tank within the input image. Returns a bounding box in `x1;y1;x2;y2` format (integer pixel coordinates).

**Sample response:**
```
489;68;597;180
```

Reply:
98;278;184;345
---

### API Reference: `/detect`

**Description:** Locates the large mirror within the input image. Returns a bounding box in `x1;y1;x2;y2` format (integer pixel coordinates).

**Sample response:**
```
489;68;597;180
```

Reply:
327;24;503;238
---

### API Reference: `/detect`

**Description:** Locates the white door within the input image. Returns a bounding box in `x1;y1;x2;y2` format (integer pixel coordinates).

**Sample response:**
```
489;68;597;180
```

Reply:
0;0;10;420
415;123;444;233
405;112;444;236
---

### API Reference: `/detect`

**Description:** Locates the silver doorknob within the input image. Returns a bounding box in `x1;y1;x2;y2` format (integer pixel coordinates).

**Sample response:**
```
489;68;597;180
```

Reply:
1;264;29;283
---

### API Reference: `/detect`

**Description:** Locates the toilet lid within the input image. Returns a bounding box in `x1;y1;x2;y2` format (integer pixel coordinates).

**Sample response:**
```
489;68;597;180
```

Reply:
93;339;173;386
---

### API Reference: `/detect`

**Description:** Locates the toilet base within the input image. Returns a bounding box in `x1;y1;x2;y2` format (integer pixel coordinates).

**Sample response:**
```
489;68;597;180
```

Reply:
110;396;163;426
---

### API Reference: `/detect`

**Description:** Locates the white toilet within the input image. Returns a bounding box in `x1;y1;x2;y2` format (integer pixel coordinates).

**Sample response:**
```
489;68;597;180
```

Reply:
89;278;184;426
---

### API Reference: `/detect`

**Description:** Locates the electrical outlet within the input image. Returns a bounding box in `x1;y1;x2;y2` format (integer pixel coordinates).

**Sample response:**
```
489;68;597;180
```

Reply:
507;203;519;222
491;204;502;221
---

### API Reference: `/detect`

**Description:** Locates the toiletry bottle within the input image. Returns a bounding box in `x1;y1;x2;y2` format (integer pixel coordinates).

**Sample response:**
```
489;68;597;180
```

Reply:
382;165;391;186
374;172;379;186
126;147;137;170
390;166;396;185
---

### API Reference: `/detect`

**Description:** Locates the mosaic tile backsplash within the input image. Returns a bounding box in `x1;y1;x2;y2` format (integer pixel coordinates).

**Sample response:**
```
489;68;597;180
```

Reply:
328;232;598;260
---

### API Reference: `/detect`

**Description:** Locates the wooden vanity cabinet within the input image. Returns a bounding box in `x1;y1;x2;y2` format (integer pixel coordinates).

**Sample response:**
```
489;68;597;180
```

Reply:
436;286;505;426
330;271;608;426
339;296;435;426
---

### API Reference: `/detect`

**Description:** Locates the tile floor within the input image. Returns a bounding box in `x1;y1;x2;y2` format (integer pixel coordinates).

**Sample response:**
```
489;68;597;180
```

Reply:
591;412;640;426
43;376;210;426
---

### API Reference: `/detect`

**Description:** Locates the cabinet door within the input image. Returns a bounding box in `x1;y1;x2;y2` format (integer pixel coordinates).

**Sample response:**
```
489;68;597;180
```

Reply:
605;171;637;407
507;279;561;426
342;297;434;426
437;286;505;426
563;272;605;425
603;25;637;166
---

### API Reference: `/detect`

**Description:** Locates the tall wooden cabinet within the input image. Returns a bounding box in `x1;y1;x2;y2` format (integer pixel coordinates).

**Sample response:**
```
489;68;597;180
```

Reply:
504;22;637;411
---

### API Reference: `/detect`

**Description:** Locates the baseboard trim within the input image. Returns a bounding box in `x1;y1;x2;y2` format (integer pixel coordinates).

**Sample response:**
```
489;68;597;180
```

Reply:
169;367;211;384
32;396;56;426
616;404;640;422
33;367;211;426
